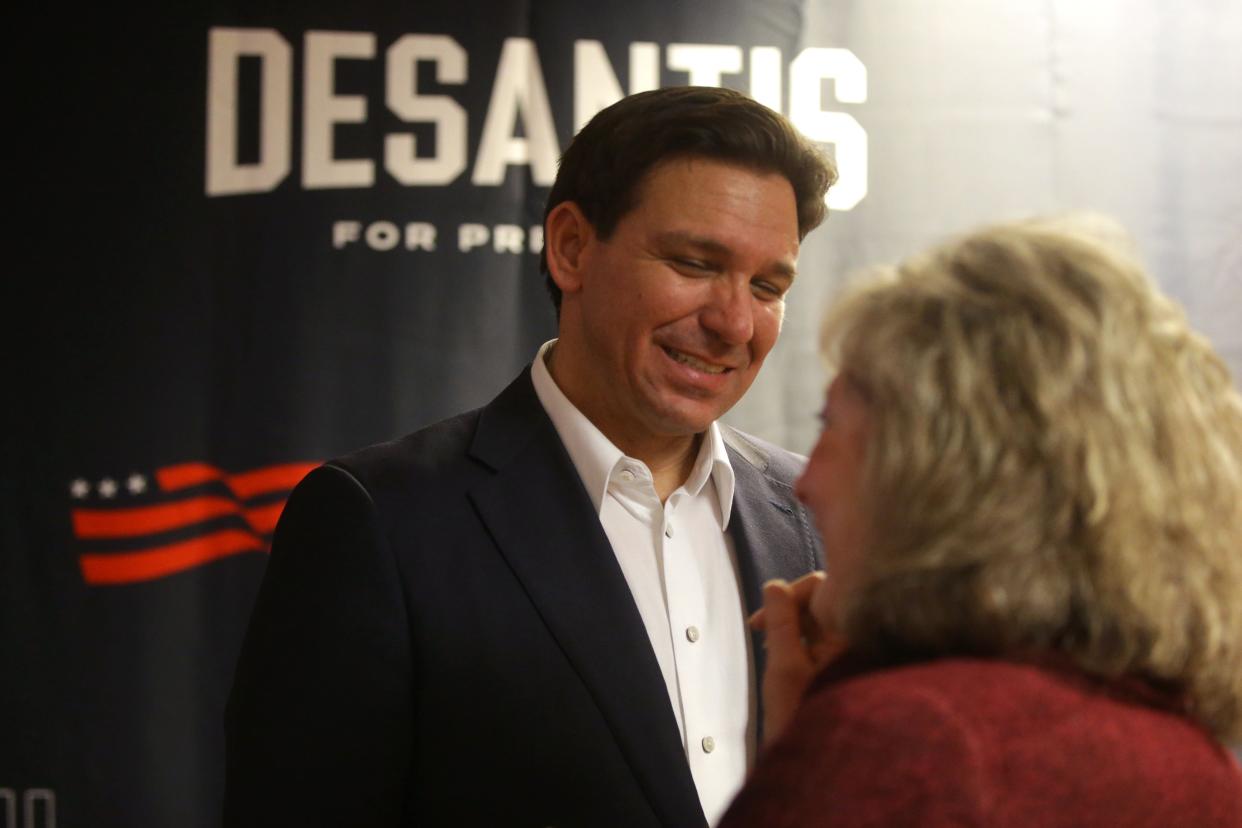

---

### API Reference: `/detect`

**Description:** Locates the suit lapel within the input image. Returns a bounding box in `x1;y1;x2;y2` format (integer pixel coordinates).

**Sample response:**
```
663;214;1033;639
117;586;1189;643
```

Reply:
726;437;822;614
726;436;824;744
467;371;706;828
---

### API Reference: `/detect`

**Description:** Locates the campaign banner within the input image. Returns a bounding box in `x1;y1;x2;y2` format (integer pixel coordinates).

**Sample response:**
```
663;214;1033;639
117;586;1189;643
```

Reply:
7;2;868;825
7;1;1239;825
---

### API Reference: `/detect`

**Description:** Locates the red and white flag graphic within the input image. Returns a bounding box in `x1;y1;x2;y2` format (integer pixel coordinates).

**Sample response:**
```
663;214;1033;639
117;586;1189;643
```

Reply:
68;461;318;585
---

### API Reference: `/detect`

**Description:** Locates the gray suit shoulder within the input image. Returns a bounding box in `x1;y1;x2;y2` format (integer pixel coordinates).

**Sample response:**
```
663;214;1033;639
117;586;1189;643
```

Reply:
720;424;807;488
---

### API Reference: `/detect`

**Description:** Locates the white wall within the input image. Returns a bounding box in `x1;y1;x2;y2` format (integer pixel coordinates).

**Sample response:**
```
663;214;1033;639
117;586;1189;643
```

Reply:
727;0;1242;453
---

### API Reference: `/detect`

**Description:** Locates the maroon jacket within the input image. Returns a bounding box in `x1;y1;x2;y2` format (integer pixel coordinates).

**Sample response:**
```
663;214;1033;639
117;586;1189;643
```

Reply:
721;656;1242;827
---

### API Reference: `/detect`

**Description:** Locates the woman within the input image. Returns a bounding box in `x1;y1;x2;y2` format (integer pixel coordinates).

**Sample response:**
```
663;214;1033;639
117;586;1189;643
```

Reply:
721;215;1242;826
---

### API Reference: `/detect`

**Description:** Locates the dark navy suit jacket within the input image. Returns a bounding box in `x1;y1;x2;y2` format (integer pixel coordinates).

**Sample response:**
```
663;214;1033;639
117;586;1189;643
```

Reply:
224;368;823;827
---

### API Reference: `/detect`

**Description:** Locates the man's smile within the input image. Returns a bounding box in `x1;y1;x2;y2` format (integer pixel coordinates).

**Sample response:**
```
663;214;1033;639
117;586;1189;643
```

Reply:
660;345;734;375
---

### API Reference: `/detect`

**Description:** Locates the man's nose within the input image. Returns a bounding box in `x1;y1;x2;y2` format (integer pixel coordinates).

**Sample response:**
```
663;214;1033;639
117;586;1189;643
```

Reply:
700;278;755;344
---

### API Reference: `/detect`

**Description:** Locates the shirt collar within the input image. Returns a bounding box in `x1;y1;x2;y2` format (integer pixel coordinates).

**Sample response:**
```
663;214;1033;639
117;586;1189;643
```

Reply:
529;339;735;528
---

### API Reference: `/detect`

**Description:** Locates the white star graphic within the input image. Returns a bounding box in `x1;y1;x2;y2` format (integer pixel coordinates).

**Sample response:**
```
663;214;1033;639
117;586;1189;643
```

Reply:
126;473;148;495
70;478;90;499
98;478;118;499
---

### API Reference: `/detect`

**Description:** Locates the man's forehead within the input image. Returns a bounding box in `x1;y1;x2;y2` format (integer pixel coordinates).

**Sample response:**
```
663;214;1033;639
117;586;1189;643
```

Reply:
630;154;790;199
634;156;796;213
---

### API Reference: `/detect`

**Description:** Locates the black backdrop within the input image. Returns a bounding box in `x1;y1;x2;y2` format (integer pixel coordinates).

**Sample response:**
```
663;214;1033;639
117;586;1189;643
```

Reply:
7;2;832;825
11;1;1242;825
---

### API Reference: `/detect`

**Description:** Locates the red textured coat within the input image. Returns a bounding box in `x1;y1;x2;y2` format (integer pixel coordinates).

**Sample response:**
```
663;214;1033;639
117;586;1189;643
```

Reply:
721;656;1242;827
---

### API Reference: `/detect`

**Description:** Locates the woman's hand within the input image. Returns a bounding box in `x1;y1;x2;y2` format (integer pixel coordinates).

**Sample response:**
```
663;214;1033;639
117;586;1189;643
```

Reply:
750;572;848;746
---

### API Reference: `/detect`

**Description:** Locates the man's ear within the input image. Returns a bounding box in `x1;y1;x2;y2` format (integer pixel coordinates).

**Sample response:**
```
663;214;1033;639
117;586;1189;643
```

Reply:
545;201;595;296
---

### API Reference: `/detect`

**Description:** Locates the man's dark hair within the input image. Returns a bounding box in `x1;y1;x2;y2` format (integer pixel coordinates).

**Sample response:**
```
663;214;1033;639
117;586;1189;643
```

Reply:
540;85;838;311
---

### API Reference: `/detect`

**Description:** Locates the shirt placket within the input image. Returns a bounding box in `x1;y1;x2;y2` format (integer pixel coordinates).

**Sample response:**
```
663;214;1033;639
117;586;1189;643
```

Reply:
661;493;716;771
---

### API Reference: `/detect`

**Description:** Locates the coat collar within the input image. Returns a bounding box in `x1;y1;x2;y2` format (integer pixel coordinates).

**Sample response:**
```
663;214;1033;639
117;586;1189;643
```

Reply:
529;339;737;525
467;369;706;827
722;427;824;744
466;369;822;824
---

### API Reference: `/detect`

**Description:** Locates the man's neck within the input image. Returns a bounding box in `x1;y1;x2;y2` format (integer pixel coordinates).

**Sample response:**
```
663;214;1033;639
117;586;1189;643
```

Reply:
545;342;703;502
640;433;703;503
577;407;703;504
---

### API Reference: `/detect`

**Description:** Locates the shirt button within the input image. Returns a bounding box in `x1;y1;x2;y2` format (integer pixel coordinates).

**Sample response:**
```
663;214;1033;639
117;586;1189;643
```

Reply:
619;469;635;481
701;736;716;754
685;626;700;643
664;524;674;539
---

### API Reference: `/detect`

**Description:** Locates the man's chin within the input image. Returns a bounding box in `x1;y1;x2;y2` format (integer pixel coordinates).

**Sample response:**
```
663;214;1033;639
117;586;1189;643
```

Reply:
644;397;736;437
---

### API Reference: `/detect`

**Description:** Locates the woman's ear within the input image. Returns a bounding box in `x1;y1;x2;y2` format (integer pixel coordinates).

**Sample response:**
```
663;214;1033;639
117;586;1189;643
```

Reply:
544;201;594;296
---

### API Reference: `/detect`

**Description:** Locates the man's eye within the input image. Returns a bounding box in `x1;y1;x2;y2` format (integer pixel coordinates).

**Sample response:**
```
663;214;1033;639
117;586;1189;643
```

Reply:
752;280;784;298
673;258;709;271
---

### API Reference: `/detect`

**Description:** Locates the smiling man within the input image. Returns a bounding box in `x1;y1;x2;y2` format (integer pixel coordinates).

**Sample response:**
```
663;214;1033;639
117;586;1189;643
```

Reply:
225;87;836;828
545;156;799;498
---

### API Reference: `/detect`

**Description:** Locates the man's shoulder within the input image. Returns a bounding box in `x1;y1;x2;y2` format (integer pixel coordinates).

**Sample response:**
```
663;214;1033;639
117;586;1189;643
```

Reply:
322;366;545;498
720;424;807;487
328;407;484;494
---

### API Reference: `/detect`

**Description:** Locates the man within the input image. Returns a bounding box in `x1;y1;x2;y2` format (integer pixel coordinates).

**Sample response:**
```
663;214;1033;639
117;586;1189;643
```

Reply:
224;86;836;827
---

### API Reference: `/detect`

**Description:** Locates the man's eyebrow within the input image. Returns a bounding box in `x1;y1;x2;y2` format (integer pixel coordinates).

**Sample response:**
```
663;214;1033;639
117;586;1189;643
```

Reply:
654;231;798;279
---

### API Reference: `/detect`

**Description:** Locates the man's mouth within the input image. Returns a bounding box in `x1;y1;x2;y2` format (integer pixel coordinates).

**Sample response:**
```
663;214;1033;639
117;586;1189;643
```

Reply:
662;346;730;375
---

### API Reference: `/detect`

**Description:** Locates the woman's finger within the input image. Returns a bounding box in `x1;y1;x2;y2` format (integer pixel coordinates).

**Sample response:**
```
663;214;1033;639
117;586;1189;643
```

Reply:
759;580;821;745
750;570;826;630
760;580;803;655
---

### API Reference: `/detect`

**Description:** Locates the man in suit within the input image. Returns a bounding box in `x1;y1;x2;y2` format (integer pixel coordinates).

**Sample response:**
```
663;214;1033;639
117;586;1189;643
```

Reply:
224;86;836;827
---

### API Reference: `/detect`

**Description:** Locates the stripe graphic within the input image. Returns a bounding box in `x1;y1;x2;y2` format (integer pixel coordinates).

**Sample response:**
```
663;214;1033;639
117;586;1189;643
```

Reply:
69;460;318;586
155;461;317;498
80;529;265;585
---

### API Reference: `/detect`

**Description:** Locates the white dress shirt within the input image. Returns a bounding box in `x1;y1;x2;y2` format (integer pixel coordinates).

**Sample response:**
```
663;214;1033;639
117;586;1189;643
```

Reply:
530;340;755;826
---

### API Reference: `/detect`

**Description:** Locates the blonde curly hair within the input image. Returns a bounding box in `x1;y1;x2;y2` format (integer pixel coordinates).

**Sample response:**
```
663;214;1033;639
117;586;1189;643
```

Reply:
823;214;1242;742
